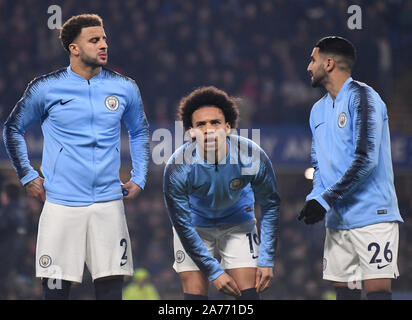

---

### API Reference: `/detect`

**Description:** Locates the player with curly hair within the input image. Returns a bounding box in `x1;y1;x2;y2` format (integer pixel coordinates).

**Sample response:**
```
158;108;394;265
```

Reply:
163;86;280;300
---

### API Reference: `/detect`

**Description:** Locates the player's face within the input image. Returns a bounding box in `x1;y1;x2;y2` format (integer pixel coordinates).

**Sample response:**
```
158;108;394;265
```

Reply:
73;26;108;67
191;106;231;160
307;47;327;88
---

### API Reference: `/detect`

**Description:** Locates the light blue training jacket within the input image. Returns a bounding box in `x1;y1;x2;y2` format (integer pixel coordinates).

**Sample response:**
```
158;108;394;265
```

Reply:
306;77;403;229
3;66;149;206
163;135;280;281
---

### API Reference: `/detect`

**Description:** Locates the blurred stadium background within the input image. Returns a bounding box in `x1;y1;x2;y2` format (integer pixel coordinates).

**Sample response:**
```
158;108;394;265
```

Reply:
0;0;411;300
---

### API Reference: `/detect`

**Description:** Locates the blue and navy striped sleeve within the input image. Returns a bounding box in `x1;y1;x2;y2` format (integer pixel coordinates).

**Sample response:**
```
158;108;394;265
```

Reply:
250;148;280;267
317;84;383;211
122;80;150;189
3;78;46;185
306;114;326;201
163;161;225;282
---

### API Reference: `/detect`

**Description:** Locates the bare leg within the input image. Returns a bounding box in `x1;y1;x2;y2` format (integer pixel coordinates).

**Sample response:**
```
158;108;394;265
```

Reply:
364;278;392;300
179;270;209;298
227;267;256;290
333;281;361;300
227;267;259;300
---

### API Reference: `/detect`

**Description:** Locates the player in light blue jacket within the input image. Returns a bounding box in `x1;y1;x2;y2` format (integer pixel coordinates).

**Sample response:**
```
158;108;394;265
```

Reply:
300;36;403;300
163;86;280;300
3;14;149;300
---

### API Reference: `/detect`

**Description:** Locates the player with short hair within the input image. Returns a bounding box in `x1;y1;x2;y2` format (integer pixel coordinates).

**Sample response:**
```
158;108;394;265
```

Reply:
3;14;149;300
163;86;280;300
300;36;403;300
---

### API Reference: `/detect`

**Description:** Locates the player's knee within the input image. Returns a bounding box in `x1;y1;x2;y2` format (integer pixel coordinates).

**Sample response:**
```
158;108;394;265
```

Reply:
363;278;391;293
184;293;209;300
366;290;392;300
236;288;260;300
42;278;72;300
334;286;361;300
364;278;392;300
94;276;123;300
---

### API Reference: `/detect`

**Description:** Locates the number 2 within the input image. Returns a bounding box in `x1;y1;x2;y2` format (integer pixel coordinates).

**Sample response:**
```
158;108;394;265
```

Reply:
368;242;381;263
120;238;128;266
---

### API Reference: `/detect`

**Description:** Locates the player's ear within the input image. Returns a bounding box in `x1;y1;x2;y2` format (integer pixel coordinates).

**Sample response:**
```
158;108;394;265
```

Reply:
69;43;80;56
325;57;335;72
225;122;231;134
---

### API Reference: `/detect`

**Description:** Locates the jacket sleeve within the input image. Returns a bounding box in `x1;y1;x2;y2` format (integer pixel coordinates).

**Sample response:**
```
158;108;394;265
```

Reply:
3;79;46;185
163;162;225;281
305;115;327;205
318;87;383;211
250;148;281;268
122;80;150;189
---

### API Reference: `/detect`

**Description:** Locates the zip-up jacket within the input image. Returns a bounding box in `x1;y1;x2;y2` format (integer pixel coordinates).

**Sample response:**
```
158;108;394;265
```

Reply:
163;135;280;281
306;77;403;229
3;66;149;206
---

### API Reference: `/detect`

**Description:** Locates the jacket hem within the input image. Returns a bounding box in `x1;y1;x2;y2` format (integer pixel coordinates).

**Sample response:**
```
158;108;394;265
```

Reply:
45;193;123;207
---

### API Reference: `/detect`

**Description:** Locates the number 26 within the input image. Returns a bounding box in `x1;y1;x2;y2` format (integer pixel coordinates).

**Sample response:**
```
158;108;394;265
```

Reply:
368;242;392;264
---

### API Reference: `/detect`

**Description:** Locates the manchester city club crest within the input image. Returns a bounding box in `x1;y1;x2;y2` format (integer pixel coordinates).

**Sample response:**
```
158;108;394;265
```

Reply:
39;255;52;268
338;112;348;128
176;250;185;263
229;178;245;191
105;96;119;111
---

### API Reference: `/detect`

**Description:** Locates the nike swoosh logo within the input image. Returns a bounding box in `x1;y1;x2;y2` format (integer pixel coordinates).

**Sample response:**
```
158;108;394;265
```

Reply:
315;122;325;129
252;255;258;259
120;261;127;267
60;99;74;105
377;264;390;269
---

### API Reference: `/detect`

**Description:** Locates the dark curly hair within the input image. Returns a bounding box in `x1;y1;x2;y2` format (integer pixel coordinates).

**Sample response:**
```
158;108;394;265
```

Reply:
60;14;103;53
178;86;240;131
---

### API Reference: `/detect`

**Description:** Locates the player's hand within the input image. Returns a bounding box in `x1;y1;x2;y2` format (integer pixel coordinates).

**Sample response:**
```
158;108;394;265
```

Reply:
212;272;241;297
297;199;326;224
255;266;274;293
25;177;46;202
122;181;142;199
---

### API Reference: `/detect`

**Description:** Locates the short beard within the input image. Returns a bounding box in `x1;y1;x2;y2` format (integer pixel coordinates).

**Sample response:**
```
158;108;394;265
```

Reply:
311;72;326;88
81;54;107;68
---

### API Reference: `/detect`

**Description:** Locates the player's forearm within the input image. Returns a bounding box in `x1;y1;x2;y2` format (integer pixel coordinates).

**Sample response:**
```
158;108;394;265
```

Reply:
306;166;325;201
3;122;39;185
128;126;149;189
171;211;224;281
321;153;376;211
164;165;225;281
3;81;44;186
307;138;325;199
319;95;382;211
253;158;280;265
258;205;279;266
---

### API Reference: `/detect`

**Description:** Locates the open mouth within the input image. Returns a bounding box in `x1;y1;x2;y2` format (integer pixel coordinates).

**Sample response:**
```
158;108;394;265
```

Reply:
204;137;216;147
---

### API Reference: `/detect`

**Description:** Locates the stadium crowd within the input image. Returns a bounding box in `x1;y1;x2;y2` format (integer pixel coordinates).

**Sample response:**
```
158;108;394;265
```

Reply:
1;0;411;127
0;0;411;299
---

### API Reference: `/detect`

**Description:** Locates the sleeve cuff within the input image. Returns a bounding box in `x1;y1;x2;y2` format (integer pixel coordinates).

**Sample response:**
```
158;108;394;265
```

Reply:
314;194;331;212
208;268;225;282
257;261;275;268
21;171;39;186
130;177;145;190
